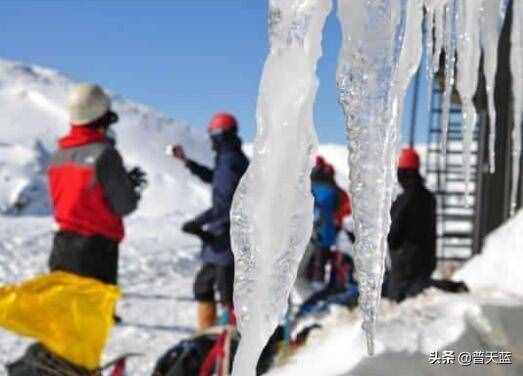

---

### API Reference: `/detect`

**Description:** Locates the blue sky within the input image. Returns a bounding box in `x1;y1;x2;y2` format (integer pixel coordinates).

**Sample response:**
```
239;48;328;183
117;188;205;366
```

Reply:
0;0;429;145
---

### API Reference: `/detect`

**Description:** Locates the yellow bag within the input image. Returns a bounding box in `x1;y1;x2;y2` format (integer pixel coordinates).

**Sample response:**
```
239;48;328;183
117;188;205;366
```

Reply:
0;271;120;370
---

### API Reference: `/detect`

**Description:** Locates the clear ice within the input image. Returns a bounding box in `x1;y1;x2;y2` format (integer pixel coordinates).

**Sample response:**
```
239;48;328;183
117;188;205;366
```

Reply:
229;1;332;374
336;0;423;354
480;0;509;173
455;0;481;205
230;0;523;368
511;0;523;215
440;0;457;159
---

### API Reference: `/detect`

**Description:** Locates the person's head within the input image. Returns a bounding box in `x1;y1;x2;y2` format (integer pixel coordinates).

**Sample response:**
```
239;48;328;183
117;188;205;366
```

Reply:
324;164;336;183
397;147;422;188
207;112;238;150
311;155;332;183
68;83;118;134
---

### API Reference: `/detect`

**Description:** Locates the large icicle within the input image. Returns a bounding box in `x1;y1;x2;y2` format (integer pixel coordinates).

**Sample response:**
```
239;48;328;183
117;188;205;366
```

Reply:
511;0;523;215
455;0;481;205
230;1;332;374
440;0;457;159
480;0;509;173
336;0;423;355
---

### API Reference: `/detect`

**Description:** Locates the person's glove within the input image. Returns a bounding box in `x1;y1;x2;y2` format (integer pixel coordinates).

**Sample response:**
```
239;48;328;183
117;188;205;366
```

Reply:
128;167;148;193
166;144;187;162
182;220;214;242
346;230;356;243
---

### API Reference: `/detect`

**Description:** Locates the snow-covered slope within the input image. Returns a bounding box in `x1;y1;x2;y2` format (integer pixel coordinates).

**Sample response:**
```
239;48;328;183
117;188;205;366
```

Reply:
454;210;523;298
0;59;212;217
0;58;215;373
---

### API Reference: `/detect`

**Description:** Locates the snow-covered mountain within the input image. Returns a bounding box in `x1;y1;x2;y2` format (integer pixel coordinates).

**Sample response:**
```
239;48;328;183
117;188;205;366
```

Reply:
0;59;212;217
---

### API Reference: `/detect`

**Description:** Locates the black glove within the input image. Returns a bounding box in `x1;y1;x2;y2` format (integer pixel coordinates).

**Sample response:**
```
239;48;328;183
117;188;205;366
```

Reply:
182;220;214;242
346;230;356;243
128;167;148;192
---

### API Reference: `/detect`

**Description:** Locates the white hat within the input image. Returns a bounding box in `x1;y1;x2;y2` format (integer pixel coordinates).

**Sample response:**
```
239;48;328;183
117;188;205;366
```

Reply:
68;83;111;126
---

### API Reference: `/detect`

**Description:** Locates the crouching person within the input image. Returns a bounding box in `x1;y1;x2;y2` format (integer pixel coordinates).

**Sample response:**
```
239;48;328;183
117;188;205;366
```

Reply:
48;84;142;288
387;148;437;302
170;113;248;331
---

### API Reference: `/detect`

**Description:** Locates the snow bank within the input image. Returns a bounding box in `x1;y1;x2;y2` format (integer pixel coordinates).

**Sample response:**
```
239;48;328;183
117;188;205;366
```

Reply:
268;209;523;376
269;290;523;376
0;58;212;218
454;210;523;298
0;142;50;215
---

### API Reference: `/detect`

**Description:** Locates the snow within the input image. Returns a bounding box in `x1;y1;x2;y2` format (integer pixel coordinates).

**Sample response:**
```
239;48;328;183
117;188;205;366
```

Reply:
0;142;50;215
267;210;523;376
229;1;332;374
454;210;523;298
0;58;212;374
0;58;212;218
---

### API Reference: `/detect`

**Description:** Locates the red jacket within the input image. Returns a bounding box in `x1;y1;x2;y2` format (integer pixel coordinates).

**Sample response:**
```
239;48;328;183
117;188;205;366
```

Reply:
48;127;138;242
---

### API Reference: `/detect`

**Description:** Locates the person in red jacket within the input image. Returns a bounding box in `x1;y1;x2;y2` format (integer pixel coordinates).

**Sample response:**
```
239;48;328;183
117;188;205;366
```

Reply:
47;84;142;287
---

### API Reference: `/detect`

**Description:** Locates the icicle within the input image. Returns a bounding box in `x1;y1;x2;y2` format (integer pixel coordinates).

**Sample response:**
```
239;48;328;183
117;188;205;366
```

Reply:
230;1;332;374
336;0;423;355
425;7;435;114
511;0;523;215
480;0;509;173
424;0;449;120
432;3;446;76
455;0;481;206
440;0;457;159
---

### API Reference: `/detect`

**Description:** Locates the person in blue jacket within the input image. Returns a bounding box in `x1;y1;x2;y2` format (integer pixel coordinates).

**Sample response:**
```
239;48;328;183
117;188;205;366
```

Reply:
307;158;339;285
170;113;248;331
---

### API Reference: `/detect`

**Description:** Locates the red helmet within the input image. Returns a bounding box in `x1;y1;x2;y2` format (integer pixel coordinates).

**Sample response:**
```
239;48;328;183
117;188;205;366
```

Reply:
398;148;420;170
208;113;238;134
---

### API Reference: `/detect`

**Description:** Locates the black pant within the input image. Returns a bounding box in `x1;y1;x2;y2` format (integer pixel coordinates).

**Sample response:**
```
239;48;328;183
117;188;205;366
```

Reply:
306;246;329;283
7;343;93;376
193;264;234;305
49;231;119;285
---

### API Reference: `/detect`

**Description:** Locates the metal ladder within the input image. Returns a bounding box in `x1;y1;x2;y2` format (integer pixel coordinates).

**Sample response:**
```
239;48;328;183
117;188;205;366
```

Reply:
425;83;480;264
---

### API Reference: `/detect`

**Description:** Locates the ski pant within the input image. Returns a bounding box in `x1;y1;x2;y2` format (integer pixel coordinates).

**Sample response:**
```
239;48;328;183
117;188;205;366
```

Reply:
194;263;234;305
49;231;119;285
306;246;329;283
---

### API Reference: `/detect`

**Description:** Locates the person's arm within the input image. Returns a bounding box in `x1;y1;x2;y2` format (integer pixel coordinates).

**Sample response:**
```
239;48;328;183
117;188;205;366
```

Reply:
96;147;139;216
185;159;214;184
169;144;214;184
203;156;241;237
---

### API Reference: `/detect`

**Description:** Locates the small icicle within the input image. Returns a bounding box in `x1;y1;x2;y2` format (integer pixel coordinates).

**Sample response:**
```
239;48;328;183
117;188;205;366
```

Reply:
432;2;446;76
440;0;457;160
425;7;435;114
480;0;509;173
337;0;423;355
455;0;481;206
510;0;523;215
425;0;449;119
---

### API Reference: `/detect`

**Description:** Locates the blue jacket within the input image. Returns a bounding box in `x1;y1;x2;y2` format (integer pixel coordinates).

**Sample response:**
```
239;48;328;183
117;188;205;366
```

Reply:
311;182;338;249
186;135;248;265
